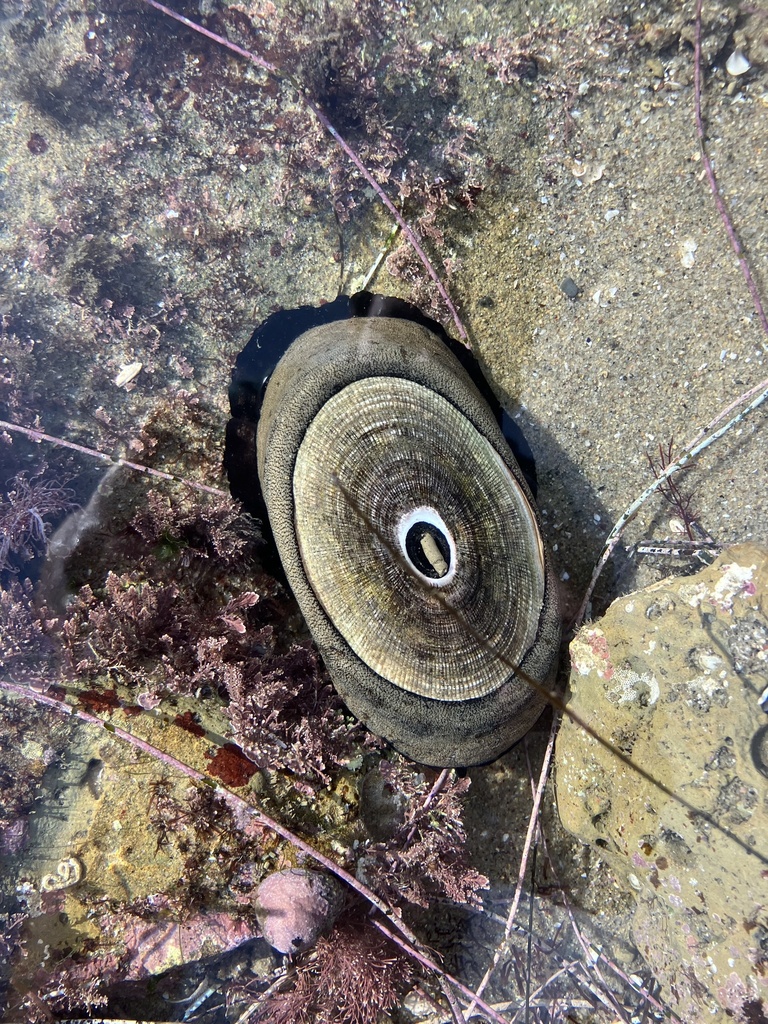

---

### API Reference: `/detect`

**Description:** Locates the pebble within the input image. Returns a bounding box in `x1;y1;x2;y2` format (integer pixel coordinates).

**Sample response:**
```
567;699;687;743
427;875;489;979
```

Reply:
560;277;582;299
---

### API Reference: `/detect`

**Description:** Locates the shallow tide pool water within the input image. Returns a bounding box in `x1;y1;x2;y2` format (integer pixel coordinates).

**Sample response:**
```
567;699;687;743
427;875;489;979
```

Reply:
0;0;766;1020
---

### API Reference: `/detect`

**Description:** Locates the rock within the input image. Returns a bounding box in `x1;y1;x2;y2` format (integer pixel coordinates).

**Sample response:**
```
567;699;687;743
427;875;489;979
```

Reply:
121;911;257;979
254;868;345;954
555;544;768;1024
359;763;409;841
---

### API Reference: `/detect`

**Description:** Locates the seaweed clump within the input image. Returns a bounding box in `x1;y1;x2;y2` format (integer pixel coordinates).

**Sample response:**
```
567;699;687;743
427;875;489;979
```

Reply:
1;448;487;1022
257;914;414;1024
0;466;74;578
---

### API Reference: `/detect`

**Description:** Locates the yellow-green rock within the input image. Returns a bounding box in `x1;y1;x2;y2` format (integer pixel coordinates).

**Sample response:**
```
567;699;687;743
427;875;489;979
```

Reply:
556;544;768;1024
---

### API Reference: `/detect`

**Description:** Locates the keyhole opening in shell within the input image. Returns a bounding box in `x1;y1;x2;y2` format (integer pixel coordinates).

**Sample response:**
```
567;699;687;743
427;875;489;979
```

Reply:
405;522;451;579
396;506;457;587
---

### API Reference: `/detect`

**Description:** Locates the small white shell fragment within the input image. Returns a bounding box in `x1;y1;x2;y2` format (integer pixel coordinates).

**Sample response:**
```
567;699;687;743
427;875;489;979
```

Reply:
725;50;751;76
571;159;604;183
669;517;687;536
680;238;698;268
114;361;143;388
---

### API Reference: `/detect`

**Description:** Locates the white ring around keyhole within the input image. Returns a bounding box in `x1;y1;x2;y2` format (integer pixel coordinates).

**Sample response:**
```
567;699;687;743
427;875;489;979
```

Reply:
396;506;458;587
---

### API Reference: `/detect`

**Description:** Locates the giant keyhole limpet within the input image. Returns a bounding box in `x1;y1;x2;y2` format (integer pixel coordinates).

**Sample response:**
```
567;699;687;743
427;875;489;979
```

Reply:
225;292;560;766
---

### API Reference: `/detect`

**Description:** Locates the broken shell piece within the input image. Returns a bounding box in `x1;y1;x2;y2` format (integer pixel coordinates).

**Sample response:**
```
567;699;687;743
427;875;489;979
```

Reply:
571;159;604;184
725;50;751;77
114;361;143;388
679;238;698;269
40;855;83;891
668;517;688;536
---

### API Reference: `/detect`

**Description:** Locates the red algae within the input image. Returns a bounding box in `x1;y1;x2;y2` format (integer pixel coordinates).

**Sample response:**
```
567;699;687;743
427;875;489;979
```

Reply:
205;741;259;788
174;709;206;737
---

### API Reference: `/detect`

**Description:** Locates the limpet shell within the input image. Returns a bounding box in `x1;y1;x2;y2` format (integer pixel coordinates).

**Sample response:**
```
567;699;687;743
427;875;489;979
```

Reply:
226;293;560;766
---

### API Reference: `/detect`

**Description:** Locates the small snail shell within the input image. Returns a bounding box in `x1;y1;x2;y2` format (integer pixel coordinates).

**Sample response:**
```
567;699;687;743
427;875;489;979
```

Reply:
226;293;560;767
